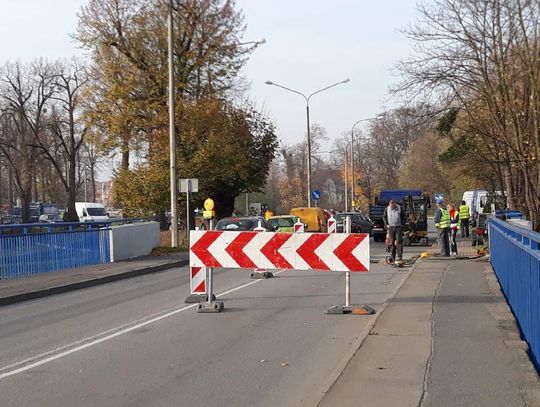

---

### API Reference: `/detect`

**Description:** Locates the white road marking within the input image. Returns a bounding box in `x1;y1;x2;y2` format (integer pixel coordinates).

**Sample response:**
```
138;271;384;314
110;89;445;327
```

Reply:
0;270;286;381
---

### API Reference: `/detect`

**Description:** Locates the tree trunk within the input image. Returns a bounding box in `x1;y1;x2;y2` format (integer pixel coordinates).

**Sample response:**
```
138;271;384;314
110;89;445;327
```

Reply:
502;165;515;209
32;172;38;203
121;138;130;170
90;163;97;203
20;188;31;223
65;159;79;222
8;167;13;206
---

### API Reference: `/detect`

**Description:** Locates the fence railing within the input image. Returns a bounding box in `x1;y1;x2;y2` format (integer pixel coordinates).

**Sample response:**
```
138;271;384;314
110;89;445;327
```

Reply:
488;216;540;371
0;222;111;279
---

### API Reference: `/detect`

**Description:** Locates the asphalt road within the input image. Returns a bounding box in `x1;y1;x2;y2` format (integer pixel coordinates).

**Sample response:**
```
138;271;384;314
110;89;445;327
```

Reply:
0;238;428;407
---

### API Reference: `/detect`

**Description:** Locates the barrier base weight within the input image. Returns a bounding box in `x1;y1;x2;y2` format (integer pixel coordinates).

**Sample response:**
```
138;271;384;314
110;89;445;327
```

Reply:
196;301;224;313
250;271;274;279
185;294;216;303
325;305;376;315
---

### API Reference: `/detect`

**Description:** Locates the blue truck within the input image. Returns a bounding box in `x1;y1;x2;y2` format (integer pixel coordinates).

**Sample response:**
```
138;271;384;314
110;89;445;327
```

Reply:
369;189;431;245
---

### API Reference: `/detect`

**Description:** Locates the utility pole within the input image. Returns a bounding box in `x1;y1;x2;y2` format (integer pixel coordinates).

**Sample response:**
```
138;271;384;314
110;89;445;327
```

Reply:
168;0;178;247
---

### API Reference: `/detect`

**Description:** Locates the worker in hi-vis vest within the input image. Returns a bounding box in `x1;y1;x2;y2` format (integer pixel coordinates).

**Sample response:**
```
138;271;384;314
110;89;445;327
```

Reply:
434;198;451;257
459;200;471;238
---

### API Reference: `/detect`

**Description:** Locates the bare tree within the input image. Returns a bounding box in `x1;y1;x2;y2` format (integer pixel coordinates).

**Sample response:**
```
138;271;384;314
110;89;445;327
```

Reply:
0;62;53;222
396;0;540;225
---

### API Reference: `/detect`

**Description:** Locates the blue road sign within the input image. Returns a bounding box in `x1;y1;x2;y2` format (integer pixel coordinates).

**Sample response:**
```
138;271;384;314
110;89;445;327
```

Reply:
311;190;321;201
435;193;444;203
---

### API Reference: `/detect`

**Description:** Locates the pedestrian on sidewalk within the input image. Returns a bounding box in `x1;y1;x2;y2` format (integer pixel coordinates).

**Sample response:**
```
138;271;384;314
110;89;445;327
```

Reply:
434;199;450;257
448;203;460;256
383;199;406;263
459;200;471;238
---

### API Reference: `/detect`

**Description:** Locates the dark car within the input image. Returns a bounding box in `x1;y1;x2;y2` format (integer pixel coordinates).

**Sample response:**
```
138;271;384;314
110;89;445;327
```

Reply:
215;216;275;232
335;212;373;235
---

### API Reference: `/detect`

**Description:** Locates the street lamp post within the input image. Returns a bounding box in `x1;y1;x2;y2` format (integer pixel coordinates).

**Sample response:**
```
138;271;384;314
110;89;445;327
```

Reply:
167;0;178;247
349;117;378;209
265;78;350;207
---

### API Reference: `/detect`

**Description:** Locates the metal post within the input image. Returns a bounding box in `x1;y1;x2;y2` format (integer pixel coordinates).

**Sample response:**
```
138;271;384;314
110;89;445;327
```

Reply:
245;192;249;215
168;0;179;247
186;179;191;243
350;134;354;209
344;150;348;211
306;103;312;208
207;218;214;303
345;215;351;307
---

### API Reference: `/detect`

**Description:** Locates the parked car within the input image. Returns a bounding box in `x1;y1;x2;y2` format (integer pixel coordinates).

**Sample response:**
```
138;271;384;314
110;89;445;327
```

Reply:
8;207;22;224
335;212;373;235
39;213;64;223
267;215;301;232
215;216;275;231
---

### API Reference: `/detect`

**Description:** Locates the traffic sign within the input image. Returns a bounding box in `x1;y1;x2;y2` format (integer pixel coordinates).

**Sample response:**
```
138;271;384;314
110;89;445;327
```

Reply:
311;190;321;201
435;193;444;203
179;178;198;193
190;230;370;272
204;198;214;211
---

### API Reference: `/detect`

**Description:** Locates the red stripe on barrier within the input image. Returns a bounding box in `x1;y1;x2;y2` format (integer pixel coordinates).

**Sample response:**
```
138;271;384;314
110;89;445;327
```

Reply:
193;280;206;293
191;231;223;268
261;233;293;269
297;234;331;270
334;234;368;272
225;232;258;268
191;267;201;278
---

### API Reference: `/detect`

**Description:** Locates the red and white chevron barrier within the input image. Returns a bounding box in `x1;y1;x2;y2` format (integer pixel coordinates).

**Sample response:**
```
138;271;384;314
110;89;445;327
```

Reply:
327;216;336;233
190;231;369;272
190;267;206;294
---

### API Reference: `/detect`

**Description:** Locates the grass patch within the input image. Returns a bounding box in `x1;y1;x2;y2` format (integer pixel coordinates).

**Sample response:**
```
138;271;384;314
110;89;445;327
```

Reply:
150;245;187;256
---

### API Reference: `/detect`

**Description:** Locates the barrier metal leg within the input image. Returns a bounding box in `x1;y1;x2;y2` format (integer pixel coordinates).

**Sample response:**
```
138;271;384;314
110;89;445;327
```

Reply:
197;219;224;313
326;215;375;316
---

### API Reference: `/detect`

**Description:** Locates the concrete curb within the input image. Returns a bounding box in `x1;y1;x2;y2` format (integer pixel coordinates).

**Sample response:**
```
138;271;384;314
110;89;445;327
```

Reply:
0;259;189;307
312;258;423;407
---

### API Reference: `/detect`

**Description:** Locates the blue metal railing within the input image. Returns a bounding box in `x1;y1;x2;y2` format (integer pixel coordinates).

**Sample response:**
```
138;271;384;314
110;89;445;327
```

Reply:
0;222;111;279
488;216;540;371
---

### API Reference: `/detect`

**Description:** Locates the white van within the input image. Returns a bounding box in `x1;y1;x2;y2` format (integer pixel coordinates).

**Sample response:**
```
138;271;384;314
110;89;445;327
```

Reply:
75;202;109;222
461;191;474;210
469;190;505;223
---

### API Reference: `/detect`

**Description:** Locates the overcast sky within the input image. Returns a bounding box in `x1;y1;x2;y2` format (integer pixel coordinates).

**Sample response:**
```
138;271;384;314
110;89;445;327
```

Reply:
0;0;420;176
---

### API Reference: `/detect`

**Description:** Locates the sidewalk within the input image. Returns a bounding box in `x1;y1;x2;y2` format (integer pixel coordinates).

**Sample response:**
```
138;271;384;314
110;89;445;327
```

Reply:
319;257;540;407
0;252;189;306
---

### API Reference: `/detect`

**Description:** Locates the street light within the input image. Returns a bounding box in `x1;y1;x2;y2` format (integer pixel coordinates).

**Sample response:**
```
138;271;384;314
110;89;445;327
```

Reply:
237;38;266;46
349;117;378;209
265;78;350;207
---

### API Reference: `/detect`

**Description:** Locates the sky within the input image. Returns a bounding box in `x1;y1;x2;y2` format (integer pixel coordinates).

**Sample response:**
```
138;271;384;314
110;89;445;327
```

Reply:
0;0;420;174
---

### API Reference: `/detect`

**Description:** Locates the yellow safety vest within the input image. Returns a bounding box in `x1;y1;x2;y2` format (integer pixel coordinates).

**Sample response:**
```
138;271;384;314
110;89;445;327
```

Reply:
459;204;470;220
436;209;450;229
